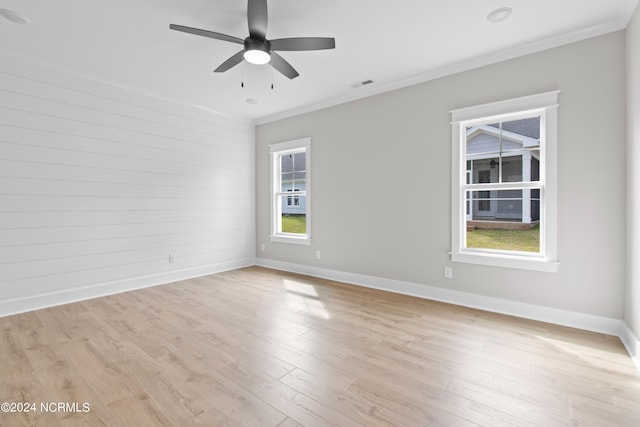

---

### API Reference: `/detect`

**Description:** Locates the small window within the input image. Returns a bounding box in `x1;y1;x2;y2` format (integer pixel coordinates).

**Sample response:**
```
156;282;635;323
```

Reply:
270;138;311;245
450;92;559;272
286;189;301;207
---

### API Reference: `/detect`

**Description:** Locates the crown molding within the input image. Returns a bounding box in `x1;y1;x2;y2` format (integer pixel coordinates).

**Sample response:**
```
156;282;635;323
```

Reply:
255;20;626;126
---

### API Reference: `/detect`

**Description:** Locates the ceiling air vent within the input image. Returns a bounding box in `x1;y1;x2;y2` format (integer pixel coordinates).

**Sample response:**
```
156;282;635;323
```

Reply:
350;79;374;88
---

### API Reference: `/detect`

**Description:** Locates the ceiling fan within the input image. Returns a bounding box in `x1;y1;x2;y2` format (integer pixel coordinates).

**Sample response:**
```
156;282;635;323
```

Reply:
170;0;335;79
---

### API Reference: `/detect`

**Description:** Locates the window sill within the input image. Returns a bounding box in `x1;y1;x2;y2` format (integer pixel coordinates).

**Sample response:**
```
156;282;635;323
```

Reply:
451;251;558;273
270;235;312;246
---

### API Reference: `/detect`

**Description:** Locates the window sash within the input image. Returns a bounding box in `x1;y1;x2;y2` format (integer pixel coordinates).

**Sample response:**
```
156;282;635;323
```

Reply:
463;188;545;256
277;191;306;196
463;181;541;191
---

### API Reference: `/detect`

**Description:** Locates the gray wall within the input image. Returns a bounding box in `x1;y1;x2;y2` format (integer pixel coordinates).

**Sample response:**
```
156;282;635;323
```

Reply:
0;55;255;315
626;5;640;337
256;31;627;319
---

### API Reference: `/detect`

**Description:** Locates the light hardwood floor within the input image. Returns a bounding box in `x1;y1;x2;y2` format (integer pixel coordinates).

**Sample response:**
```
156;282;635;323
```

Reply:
1;266;639;426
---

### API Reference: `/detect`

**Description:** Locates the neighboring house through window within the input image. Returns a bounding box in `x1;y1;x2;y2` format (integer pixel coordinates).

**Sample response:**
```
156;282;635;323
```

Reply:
450;91;559;272
270;138;311;245
286;189;300;207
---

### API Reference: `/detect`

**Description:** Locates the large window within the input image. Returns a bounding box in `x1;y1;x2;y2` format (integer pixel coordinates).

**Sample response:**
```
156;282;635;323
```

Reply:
450;91;559;272
270;138;311;245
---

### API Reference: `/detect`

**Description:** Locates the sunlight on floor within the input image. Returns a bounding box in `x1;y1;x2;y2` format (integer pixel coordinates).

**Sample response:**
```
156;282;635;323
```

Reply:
535;335;631;374
284;279;331;319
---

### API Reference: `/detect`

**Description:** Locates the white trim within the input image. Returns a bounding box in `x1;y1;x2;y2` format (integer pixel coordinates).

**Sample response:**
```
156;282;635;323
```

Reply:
451;92;558;271
256;258;620;336
255;17;617;126
270;138;312;244
452;121;465;255
451;91;560;122
269;138;312;153
258;256;635;372
451;252;558;272
269;235;312;245
620;323;640;371
466;181;543;191
5;255;637;372
0;258;256;317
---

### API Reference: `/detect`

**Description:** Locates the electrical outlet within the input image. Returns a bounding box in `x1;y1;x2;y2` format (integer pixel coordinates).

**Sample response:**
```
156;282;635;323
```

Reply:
169;254;176;264
444;266;453;279
261;244;265;252
315;250;321;259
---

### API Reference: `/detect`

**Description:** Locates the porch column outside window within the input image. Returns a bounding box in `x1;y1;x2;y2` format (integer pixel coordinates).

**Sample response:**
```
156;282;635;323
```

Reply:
466;162;473;220
522;153;532;223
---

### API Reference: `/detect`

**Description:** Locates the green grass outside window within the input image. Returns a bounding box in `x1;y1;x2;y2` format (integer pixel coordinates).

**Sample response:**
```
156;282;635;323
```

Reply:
466;225;540;252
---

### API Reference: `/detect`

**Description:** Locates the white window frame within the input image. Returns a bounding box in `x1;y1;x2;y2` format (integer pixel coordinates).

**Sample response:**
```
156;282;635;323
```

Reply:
269;138;311;245
450;91;559;272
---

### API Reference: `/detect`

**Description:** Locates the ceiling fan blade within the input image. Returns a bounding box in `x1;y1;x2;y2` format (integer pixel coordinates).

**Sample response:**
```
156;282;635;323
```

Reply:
247;0;268;40
270;52;299;79
270;37;335;51
170;24;244;45
214;51;245;73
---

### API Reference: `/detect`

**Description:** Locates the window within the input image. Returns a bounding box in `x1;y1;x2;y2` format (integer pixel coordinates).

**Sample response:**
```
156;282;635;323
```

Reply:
270;138;311;245
286;189;300;206
450;91;559;272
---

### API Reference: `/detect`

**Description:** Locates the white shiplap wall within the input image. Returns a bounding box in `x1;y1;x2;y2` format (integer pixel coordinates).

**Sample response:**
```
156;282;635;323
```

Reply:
0;55;255;316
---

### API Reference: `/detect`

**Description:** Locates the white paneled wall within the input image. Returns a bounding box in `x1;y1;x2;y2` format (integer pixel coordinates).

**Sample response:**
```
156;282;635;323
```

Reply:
0;55;255;315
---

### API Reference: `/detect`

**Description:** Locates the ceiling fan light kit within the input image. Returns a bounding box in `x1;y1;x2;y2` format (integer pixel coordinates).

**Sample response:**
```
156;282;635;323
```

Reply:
170;0;335;79
243;38;271;64
244;49;270;65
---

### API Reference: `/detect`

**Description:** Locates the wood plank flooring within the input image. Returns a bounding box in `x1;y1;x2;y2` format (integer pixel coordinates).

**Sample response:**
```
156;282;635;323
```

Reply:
1;266;639;426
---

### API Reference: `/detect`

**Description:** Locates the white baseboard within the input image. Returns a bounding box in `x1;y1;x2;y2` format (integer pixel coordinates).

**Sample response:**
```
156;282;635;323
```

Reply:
620;322;640;371
256;258;640;372
5;256;638;373
0;257;256;317
256;258;623;336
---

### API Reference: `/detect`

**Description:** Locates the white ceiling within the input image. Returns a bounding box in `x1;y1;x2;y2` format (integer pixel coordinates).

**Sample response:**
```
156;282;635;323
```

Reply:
0;0;637;122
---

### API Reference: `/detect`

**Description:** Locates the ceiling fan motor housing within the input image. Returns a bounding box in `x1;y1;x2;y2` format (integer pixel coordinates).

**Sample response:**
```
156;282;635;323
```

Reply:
245;37;271;54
